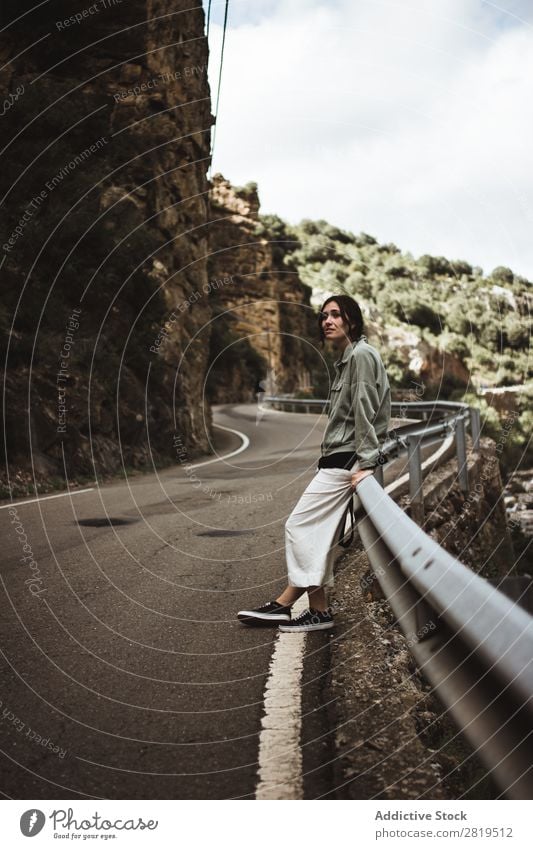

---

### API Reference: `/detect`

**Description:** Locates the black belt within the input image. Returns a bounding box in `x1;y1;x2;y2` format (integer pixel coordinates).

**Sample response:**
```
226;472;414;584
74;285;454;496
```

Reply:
317;451;358;470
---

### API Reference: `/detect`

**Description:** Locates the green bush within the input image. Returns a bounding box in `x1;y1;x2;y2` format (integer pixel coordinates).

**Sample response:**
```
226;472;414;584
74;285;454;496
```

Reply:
418;255;452;275
490;266;514;285
450;259;473;277
259;214;531;392
439;333;470;359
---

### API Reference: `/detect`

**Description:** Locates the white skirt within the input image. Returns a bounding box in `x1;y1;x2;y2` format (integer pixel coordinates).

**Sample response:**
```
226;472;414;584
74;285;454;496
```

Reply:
285;467;355;588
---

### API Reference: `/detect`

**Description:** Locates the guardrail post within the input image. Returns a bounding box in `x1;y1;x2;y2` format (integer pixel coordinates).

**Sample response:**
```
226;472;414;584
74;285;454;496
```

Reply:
455;416;469;492
414;597;440;641
470;407;481;452
407;435;424;524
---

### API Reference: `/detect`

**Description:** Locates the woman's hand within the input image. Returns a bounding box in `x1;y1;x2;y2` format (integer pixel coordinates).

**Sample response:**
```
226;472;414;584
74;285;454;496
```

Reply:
350;468;374;491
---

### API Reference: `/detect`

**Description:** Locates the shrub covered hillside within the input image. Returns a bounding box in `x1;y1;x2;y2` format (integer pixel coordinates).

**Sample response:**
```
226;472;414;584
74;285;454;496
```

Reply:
256;216;531;390
254;214;532;473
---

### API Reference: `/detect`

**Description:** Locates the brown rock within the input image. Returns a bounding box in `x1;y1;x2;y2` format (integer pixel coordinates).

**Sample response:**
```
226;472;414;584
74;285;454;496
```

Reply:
207;175;315;402
0;1;214;491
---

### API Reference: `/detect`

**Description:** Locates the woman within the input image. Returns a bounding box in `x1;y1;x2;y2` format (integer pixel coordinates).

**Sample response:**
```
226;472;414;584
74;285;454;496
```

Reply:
237;295;391;632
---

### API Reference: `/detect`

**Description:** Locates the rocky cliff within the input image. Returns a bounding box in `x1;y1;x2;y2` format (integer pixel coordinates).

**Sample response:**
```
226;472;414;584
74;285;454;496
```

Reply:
0;4;318;496
0;0;213;492
382;326;470;394
205;174;316;403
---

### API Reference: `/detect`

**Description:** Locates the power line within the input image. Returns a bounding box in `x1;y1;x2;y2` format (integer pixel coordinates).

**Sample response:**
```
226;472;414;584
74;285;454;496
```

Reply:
206;0;212;39
210;0;229;172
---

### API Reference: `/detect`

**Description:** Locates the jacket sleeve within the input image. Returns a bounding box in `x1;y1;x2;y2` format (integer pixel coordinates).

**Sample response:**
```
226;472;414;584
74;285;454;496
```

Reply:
349;350;382;469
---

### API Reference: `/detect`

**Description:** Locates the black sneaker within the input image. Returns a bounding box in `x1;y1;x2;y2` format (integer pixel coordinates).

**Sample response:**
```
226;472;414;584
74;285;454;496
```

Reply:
237;600;292;625
278;608;333;632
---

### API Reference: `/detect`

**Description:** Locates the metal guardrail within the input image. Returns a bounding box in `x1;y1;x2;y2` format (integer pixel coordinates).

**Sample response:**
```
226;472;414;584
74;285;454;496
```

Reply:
355;477;533;799
261;395;481;514
261;394;533;798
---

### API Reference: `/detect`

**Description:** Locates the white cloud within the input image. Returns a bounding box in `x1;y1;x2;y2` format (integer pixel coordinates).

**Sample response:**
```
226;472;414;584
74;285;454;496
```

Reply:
207;0;533;278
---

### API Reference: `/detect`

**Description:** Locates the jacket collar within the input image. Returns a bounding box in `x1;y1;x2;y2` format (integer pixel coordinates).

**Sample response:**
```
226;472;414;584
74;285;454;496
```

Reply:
334;335;367;369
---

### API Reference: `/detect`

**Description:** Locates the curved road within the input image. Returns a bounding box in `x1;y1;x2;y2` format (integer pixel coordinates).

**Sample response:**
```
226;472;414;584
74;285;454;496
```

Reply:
0;404;409;800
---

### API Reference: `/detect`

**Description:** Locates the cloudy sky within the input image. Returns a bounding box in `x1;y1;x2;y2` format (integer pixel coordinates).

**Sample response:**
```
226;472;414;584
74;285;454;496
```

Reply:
203;0;533;280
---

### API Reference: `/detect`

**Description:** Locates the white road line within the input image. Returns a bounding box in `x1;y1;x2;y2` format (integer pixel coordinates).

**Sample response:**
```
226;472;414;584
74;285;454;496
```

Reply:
211;410;306;797
1;423;248;510
231;403;331;798
255;598;307;800
189;423;250;469
0;487;95;511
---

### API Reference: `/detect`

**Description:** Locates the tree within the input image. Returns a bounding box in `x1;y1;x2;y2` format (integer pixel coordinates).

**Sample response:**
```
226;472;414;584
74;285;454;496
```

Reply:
418;255;452;276
491;266;514;286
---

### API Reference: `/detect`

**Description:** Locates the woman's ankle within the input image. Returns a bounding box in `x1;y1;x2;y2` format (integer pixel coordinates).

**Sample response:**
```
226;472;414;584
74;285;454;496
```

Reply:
276;587;304;606
308;586;327;612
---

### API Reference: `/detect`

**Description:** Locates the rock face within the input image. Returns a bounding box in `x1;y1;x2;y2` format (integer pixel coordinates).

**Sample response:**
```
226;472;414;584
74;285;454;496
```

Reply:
420;439;515;577
206;174;316;403
0;6;319;494
0;0;213;491
504;470;533;543
383;327;470;394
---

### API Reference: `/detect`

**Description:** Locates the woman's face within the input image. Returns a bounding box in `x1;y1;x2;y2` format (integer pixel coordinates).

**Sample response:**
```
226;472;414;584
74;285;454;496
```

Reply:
320;301;351;346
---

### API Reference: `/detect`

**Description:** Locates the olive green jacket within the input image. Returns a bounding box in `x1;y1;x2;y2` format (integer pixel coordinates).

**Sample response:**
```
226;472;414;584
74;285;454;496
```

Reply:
321;336;391;469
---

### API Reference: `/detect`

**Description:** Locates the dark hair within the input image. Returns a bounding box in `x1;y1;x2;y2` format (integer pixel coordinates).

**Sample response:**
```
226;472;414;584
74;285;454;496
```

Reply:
317;295;364;344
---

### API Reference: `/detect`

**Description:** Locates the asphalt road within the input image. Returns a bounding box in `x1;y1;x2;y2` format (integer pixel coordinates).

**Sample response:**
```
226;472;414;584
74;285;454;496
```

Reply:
0;405;420;799
0;404;410;800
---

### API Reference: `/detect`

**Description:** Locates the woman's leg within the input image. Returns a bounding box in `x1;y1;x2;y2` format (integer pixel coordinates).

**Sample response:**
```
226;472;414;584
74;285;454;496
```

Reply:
275;585;306;606
276;584;327;611
238;468;352;625
285;467;354;589
307;585;327;612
